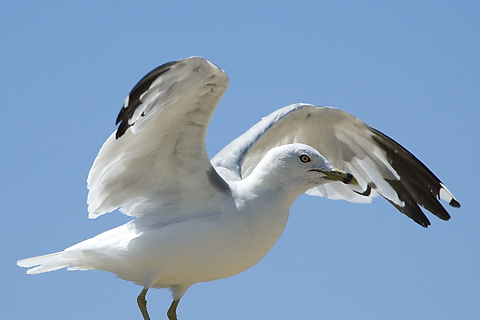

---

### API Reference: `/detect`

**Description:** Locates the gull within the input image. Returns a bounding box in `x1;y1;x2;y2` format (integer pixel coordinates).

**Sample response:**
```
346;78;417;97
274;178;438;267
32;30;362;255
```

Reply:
17;57;460;320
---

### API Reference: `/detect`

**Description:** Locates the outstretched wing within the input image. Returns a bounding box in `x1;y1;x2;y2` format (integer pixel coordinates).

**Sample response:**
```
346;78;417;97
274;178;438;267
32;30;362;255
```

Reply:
212;103;460;227
87;57;230;219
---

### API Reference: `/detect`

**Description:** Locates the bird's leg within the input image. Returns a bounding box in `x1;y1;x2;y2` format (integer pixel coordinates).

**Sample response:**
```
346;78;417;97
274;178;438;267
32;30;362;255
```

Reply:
137;288;150;320
167;299;180;320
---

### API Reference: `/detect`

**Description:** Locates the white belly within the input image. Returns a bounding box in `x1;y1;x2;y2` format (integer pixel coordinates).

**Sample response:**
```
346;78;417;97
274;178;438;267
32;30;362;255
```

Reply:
72;201;290;289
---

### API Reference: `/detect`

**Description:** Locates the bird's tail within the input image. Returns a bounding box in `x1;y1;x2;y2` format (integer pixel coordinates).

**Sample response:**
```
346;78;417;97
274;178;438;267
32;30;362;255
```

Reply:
17;251;72;274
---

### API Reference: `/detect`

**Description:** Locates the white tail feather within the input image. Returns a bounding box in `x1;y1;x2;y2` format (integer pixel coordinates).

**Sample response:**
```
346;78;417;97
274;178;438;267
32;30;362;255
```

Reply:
17;252;69;274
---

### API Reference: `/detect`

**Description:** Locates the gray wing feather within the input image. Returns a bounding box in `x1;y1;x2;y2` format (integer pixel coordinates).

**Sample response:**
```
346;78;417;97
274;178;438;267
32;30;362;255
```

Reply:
212;103;460;227
87;57;229;218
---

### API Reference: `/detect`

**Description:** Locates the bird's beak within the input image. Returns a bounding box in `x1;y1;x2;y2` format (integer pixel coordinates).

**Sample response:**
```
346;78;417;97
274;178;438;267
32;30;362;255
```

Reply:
309;168;358;185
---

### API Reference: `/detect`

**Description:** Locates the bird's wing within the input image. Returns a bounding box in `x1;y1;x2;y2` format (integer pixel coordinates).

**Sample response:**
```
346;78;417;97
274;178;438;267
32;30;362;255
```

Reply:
212;103;460;227
87;57;230;219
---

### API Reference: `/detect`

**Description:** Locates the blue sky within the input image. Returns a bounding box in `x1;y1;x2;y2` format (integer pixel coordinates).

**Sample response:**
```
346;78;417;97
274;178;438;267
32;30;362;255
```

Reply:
3;1;479;319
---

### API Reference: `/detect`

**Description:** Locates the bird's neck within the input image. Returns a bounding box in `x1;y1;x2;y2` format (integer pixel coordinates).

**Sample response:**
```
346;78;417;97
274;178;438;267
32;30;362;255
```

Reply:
235;169;306;210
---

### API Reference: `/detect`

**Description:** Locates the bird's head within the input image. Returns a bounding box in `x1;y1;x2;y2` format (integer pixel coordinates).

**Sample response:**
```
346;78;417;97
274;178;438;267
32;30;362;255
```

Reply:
250;143;357;197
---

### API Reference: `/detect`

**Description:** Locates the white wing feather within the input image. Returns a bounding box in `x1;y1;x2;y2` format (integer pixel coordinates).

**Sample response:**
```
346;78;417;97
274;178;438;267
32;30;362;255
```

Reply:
86;57;459;227
87;57;229;219
212;103;460;227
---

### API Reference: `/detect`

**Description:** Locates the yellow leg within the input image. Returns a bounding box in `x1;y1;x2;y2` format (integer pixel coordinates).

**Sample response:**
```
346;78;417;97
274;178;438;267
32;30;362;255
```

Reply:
137;288;150;320
167;299;180;320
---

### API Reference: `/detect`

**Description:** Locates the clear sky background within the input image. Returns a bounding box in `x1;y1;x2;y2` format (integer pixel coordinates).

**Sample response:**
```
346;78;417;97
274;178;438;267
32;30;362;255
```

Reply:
3;1;479;319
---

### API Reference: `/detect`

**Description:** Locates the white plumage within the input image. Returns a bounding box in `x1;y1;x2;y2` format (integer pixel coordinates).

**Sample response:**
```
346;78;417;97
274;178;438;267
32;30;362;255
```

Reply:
18;57;460;320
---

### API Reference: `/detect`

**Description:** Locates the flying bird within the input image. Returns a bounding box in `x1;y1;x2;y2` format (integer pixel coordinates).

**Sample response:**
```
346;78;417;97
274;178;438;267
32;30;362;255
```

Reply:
17;57;460;320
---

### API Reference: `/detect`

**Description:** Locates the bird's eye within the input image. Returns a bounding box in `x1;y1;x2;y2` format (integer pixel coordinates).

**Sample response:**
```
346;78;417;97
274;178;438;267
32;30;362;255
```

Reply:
299;154;311;163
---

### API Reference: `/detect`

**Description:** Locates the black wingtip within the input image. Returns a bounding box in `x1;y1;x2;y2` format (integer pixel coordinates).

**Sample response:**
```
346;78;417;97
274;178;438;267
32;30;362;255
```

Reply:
369;127;461;226
450;199;461;208
115;119;131;139
114;61;177;140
